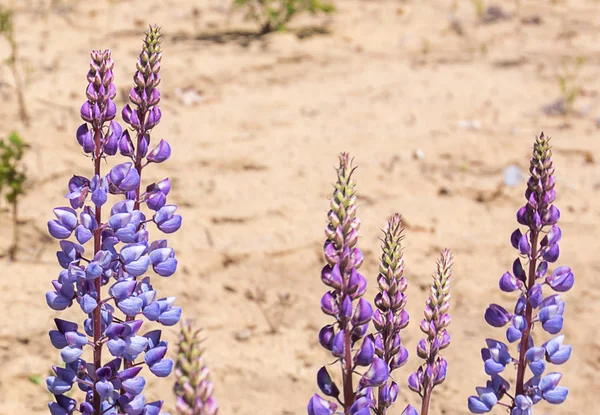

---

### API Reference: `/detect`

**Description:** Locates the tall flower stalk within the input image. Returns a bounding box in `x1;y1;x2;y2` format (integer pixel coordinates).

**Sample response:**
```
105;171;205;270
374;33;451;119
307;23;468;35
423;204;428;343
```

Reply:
468;133;574;414
372;214;409;415
119;26;181;376
46;29;181;415
174;320;219;415
308;153;388;415
308;154;453;415
407;250;452;415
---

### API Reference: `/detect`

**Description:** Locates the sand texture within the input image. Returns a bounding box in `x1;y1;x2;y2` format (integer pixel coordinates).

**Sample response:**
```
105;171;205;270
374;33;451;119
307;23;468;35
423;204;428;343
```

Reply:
0;0;598;414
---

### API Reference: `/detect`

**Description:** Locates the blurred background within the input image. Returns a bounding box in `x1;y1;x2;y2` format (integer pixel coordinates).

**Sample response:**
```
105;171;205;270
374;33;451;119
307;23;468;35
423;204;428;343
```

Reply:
0;0;598;413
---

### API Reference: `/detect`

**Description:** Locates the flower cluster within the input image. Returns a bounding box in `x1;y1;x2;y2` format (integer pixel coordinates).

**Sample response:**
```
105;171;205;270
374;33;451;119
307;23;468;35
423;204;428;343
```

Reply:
174;320;219;415
406;249;452;415
308;153;452;415
468;133;574;414
372;214;409;415
46;27;181;415
308;153;389;415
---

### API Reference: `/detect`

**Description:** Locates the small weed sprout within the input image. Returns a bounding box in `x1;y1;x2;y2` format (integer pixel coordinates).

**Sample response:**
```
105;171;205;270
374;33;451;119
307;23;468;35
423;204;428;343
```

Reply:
0;131;28;260
233;0;335;34
0;7;30;126
557;56;585;115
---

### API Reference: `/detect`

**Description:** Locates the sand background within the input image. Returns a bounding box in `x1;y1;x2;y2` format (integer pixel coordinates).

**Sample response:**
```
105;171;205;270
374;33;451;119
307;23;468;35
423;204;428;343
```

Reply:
0;0;598;414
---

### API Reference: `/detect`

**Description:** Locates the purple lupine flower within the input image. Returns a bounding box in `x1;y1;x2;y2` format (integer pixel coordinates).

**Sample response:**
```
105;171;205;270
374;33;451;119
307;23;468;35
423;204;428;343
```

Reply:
468;133;574;414
372;214;409;415
46;27;180;415
309;153;388;415
174;320;219;415
407;249;452;415
121;24;165;207
115;26;183;384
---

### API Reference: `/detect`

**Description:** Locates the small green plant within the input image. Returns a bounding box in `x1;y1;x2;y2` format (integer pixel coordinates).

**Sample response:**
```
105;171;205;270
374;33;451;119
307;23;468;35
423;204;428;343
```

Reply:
233;0;335;34
0;7;30;126
470;0;486;21
557;56;585;115
0;132;28;260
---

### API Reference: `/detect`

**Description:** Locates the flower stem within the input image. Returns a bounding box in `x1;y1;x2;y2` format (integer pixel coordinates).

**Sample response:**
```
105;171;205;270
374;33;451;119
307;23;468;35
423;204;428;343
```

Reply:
515;230;539;396
421;386;432;415
342;318;354;413
92;126;103;414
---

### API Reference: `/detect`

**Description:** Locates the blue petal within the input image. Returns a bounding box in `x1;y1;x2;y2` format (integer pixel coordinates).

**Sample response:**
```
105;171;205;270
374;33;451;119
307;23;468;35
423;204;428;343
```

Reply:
142;302;161;321
307;394;337;415
63;332;87;348
143;401;163;415
124;256;150;277
467;396;492;413
529;360;545;376
48;402;69;415
157;215;182;234
539;372;562;392
46;291;71;310
48;220;73;239
154;257;177;277
46;376;73;394
548;345;571;365
85;262;103;280
158;306;182;326
401;405;419;415
49;330;68;349
96;379;114;399
75;225;93;244
544;386;568;404
118;297;144;317
542;316;564;334
148;358;173;377
80;294;98;314
108;213;132;230
110;280;137;301
107;339;126;357
145;346;167;366
125;336;149;357
484;359;506;375
122;376;146;395
60;346;83;363
120;393;146;415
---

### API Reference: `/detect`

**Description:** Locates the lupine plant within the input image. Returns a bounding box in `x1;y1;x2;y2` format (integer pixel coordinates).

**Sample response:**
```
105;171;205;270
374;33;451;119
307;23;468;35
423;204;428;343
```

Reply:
174;320;218;415
0;131;28;260
468;132;574;414
45;26;182;415
406;250;452;415
308;153;453;415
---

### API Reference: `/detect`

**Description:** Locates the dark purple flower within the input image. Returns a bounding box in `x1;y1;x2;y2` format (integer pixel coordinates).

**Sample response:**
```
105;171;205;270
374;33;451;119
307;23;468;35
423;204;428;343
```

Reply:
469;133;573;414
408;249;452;414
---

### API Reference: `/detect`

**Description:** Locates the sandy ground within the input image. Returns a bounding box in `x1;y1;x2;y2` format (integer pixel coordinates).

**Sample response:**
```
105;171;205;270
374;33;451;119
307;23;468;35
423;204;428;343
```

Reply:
0;0;599;414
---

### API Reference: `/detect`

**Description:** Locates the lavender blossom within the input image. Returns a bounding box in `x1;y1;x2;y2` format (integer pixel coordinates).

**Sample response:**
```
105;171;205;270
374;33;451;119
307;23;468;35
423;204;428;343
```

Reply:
407;249;452;415
46;29;180;415
174;320;218;415
468;133;573;414
309;153;388;415
372;214;409;415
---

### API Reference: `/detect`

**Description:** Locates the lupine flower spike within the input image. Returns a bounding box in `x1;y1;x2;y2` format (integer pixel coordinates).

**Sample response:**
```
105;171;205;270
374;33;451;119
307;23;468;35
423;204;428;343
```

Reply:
468;132;573;415
372;214;410;415
406;249;453;415
308;153;389;415
174;320;219;415
46;29;180;415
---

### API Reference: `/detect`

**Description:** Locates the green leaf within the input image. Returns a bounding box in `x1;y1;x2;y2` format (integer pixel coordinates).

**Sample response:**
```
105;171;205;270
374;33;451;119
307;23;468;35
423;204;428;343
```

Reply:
28;374;42;385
